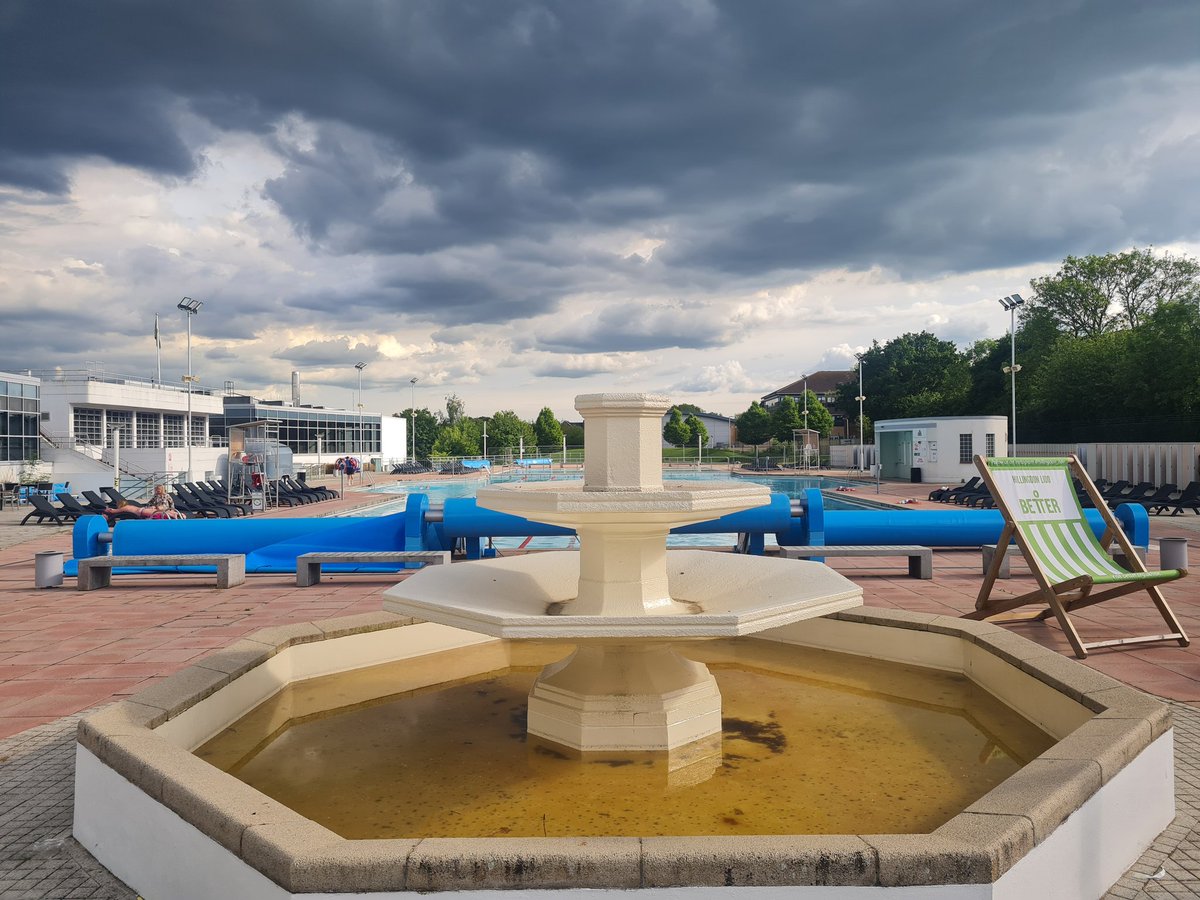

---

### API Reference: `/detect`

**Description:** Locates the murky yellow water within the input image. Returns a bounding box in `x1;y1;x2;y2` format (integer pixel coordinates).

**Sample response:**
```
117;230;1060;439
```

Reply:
196;639;1053;838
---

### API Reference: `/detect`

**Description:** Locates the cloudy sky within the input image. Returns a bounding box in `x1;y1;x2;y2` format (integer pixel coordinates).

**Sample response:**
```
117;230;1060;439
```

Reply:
2;1;1198;420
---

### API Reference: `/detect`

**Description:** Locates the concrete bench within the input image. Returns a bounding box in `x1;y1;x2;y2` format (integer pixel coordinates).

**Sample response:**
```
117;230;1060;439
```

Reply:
77;554;245;591
296;551;452;587
983;543;1147;579
780;545;932;579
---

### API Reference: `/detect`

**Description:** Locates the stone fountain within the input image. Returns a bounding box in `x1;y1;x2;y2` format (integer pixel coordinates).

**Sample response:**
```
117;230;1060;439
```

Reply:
71;391;1177;899
382;392;862;755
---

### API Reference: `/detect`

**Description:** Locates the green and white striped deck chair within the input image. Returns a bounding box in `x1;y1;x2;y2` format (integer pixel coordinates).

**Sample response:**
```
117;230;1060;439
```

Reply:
965;454;1188;659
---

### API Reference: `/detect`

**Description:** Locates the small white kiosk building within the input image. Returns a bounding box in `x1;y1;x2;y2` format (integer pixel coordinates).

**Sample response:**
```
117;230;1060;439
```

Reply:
874;415;1008;484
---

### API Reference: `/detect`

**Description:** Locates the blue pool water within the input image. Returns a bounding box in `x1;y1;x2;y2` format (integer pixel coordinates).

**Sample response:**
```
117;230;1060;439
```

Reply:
352;471;877;549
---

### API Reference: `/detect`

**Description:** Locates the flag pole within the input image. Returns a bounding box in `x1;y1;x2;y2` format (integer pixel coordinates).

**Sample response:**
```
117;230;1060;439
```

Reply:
154;313;161;384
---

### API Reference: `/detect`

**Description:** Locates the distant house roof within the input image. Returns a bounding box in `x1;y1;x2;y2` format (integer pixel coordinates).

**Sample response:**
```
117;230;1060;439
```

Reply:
762;370;854;403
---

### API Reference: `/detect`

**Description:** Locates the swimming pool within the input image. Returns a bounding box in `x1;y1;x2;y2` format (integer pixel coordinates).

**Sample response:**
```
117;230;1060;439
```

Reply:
351;471;881;549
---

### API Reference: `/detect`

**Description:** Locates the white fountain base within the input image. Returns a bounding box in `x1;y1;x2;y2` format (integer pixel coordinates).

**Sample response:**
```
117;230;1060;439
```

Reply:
527;643;722;752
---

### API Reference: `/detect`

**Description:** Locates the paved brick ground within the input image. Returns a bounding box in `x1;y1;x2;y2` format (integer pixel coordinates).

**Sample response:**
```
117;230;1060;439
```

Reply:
1;474;1198;896
0;713;134;899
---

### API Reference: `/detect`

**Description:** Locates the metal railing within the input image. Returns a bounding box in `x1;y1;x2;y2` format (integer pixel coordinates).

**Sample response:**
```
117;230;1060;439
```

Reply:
29;366;221;396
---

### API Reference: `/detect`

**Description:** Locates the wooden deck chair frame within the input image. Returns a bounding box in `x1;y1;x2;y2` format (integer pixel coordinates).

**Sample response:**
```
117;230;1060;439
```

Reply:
964;454;1189;659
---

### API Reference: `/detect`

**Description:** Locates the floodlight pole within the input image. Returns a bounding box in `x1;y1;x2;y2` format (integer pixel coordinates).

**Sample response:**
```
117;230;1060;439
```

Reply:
177;297;203;483
354;362;367;461
999;293;1025;457
802;374;809;469
854;354;866;473
409;377;419;462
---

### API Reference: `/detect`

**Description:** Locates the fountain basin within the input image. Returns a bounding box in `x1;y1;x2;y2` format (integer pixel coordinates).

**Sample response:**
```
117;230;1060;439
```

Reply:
74;608;1173;899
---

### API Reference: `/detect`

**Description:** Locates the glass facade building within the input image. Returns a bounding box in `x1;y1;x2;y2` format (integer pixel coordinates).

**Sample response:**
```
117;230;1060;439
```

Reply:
213;397;381;456
0;374;40;463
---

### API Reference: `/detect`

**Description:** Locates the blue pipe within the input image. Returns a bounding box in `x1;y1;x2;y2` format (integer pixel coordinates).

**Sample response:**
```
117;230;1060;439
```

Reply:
775;489;1149;550
69;487;1150;575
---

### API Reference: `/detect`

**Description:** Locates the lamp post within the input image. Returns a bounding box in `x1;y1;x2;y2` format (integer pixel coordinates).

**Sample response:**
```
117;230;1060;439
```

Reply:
177;297;203;482
409;377;418;462
854;353;866;473
802;374;809;470
354;362;367;460
998;293;1025;456
482;417;489;463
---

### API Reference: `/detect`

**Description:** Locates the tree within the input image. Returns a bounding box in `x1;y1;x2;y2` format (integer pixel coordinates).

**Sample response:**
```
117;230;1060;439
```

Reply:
1026;248;1200;337
834;332;969;422
395;407;439;459
800;391;835;437
432;418;480;457
487;410;536;454
734;402;773;450
533;407;564;448
441;393;467;425
770;396;803;444
561;420;584;447
1126;301;1200;419
674;403;706;416
662;408;693;448
684;414;709;448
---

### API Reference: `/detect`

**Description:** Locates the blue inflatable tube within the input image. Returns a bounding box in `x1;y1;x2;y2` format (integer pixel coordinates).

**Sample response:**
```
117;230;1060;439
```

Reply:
776;489;1149;549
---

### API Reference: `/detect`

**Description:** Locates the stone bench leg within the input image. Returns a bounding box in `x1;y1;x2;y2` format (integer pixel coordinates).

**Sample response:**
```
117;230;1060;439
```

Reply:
909;552;932;580
297;560;322;588
1111;545;1148;571
217;556;245;589
982;545;1010;579
77;562;111;592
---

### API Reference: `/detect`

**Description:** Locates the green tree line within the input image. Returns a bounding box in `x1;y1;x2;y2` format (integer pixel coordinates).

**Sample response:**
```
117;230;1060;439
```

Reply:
828;248;1200;442
394;395;582;459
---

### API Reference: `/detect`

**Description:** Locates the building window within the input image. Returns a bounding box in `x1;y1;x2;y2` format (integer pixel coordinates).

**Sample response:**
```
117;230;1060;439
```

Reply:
164;415;185;447
74;408;103;446
107;410;133;447
959;434;973;464
985;433;996;457
190;415;207;447
136;412;161;448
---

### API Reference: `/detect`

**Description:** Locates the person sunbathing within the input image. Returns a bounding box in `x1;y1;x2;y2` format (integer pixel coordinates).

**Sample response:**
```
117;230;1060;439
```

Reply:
103;486;184;523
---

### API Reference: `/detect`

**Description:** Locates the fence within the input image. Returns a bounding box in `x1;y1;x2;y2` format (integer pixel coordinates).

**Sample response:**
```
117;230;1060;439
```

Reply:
1077;443;1199;487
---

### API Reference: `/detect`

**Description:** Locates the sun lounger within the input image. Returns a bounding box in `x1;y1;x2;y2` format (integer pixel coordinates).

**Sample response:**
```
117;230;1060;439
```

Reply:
964;454;1188;659
1151;482;1200;517
20;494;76;525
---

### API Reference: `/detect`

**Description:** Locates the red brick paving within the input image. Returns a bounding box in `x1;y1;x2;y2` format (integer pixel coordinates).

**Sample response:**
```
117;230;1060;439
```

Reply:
0;477;1197;739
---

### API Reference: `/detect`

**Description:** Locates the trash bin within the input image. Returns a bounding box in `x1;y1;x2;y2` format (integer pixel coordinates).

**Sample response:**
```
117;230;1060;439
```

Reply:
1160;537;1189;571
35;550;64;588
910;467;922;484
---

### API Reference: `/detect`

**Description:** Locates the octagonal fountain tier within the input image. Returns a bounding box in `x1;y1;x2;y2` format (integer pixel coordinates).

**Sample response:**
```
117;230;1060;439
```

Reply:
382;393;863;754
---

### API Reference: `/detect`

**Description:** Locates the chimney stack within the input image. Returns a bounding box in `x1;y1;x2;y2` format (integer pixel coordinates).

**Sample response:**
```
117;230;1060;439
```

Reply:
291;371;300;406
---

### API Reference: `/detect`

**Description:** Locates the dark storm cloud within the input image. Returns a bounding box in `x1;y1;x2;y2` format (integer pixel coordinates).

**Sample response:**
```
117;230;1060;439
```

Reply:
538;300;733;352
2;0;1199;334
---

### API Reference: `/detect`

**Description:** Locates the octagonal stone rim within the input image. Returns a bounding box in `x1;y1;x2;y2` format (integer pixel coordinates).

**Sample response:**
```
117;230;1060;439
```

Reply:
77;606;1170;893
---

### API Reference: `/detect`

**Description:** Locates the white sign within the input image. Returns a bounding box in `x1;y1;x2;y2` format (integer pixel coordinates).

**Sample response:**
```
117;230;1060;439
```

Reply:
994;470;1076;521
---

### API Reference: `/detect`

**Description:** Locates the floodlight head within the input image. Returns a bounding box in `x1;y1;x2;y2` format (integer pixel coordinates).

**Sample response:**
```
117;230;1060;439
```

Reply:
998;293;1025;311
177;297;203;314
410;377;419;385
355;361;367;371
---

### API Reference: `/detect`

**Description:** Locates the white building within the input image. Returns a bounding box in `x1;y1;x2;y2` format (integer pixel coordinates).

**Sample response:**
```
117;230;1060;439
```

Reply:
214;396;406;469
35;368;227;490
873;416;1008;484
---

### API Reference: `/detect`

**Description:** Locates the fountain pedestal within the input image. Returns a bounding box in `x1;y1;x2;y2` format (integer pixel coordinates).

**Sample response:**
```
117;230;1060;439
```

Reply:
527;643;721;752
384;392;864;753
